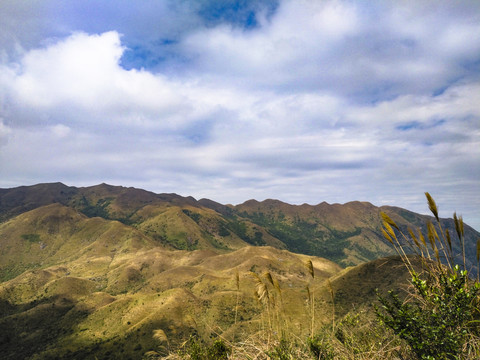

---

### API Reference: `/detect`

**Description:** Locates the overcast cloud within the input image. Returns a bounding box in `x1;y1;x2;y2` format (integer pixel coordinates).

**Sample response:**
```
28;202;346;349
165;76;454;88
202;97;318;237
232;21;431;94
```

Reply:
0;0;479;229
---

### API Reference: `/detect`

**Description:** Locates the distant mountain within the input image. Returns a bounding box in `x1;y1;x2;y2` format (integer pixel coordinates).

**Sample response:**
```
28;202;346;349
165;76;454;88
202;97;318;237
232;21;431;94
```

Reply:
229;199;480;270
1;182;478;280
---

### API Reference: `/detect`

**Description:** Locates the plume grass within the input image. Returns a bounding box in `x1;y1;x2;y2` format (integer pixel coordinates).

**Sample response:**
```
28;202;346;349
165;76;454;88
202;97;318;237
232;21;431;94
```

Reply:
305;259;316;338
377;193;480;359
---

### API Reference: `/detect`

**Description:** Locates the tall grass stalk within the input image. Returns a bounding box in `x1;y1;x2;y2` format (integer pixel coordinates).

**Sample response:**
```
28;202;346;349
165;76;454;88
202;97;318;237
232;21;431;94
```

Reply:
305;259;315;338
378;193;480;359
234;269;240;327
477;239;480;281
250;271;285;346
326;279;335;337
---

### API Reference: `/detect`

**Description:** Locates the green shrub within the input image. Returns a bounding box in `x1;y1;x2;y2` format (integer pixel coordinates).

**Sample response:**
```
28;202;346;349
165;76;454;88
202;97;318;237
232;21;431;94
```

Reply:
307;335;335;360
266;338;297;360
180;336;230;360
206;339;230;360
21;233;40;242
377;266;480;359
377;193;480;359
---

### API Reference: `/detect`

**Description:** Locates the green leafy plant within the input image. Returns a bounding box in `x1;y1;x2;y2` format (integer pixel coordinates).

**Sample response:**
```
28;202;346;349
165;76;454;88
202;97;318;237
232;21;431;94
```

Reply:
267;338;297;360
377;193;480;359
179;336;231;360
21;233;40;243
307;334;335;360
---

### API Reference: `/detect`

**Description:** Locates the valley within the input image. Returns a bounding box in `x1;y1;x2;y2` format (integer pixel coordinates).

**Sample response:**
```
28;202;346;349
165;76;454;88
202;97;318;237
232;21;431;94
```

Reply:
0;183;478;359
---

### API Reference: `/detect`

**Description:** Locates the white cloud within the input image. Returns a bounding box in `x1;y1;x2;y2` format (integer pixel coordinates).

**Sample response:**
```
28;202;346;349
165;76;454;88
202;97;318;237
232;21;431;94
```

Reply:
0;1;479;229
9;31;186;118
13;31;123;108
176;0;480;101
51;124;71;138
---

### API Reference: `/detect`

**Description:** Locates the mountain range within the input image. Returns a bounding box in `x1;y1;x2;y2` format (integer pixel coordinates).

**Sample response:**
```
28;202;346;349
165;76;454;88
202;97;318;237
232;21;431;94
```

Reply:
0;183;478;359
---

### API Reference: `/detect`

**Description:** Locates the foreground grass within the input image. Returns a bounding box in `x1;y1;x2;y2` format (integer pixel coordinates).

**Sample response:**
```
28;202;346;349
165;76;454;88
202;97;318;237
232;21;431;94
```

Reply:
152;194;480;360
147;308;410;359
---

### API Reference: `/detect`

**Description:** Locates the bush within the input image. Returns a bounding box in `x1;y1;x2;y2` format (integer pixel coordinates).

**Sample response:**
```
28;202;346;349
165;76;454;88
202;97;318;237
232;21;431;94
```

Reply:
179;336;231;360
206;340;231;360
307;334;335;360
377;193;480;359
267;338;296;360
377;266;479;359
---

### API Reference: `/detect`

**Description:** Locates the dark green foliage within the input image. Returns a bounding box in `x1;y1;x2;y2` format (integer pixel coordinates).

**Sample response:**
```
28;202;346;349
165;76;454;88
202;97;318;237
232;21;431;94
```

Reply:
182;209;202;223
226;218;248;239
237;210;353;261
180;336;231;360
217;221;230;237
308;335;335;360
399;209;419;224
207;339;231;359
76;196;112;219
377;267;480;359
226;218;266;245
0;263;42;282
253;231;264;245
267;338;297;360
21;233;40;242
328;227;361;240
0;296;88;360
378;194;480;360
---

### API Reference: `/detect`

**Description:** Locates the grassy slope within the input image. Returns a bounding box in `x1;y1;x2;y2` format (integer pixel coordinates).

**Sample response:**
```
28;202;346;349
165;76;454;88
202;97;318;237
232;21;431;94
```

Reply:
1;183;478;269
0;203;157;282
0;245;347;359
0;245;416;359
232;200;396;266
232;199;479;269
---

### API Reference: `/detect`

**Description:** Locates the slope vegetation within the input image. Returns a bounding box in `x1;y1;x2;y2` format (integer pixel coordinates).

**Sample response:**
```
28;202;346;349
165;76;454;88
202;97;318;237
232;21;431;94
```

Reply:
1;183;478;272
1;183;477;358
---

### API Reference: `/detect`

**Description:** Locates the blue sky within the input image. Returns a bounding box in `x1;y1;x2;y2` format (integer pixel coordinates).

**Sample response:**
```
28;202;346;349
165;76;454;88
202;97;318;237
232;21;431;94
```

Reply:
0;0;479;230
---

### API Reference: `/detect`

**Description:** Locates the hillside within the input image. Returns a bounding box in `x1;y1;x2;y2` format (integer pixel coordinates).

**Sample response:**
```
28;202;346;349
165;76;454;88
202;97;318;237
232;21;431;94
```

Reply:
0;245;339;359
228;199;479;270
0;183;478;358
0;242;418;360
1;183;478;279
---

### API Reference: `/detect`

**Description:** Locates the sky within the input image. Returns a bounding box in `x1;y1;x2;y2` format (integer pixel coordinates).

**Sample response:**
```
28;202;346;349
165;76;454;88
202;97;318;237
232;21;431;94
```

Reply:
0;0;479;230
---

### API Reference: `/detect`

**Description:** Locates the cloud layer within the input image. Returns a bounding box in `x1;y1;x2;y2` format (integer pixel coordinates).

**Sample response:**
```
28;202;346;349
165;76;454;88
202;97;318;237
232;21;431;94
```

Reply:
0;0;479;229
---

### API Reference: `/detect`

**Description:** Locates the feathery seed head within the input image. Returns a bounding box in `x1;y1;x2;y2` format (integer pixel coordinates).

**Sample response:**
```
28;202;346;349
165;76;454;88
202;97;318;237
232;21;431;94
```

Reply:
476;239;480;262
272;277;281;295
382;228;394;244
381;212;399;230
153;329;168;343
235;269;240;290
383;221;397;241
305;259;315;279
459;215;464;236
408;228;421;250
427;221;438;248
418;229;427;247
264;271;274;286
250;272;269;305
453;213;464;239
425;192;439;222
445;228;452;251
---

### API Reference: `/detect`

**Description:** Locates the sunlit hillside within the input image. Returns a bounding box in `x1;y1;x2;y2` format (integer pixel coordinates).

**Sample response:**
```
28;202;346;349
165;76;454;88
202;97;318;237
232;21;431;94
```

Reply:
0;183;479;359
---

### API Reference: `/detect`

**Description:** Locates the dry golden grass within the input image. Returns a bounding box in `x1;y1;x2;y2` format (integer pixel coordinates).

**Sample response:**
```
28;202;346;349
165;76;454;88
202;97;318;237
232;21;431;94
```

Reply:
0;243;353;359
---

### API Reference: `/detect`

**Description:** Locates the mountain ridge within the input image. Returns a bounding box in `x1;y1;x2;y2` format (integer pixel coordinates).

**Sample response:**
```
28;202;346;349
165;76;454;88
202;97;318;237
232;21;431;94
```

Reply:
1;182;478;273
